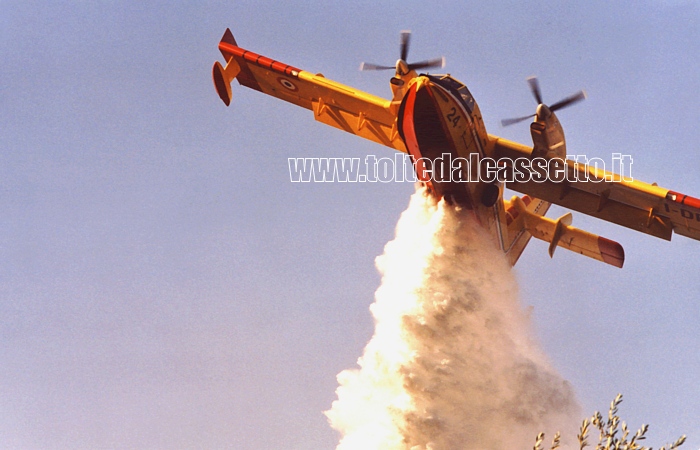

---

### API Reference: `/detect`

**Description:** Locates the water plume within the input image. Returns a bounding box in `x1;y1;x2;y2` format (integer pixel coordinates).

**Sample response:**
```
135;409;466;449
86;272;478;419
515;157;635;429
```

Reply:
326;187;580;449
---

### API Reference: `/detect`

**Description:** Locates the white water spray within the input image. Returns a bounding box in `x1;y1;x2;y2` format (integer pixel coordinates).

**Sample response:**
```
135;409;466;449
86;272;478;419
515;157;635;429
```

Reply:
325;187;581;449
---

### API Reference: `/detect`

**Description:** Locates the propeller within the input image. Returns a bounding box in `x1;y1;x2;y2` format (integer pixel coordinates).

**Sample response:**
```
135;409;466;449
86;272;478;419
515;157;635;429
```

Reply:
501;76;586;127
359;30;445;76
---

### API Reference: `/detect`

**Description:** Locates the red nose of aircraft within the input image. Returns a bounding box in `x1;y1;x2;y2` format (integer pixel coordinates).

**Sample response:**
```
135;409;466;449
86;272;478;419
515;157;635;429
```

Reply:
398;78;474;207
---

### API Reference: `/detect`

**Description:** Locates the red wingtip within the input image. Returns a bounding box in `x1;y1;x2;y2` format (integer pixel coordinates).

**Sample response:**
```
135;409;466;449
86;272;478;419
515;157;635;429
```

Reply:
598;236;625;268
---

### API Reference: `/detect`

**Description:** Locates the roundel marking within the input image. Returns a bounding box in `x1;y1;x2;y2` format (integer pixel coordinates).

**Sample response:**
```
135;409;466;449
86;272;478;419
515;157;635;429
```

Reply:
277;77;298;91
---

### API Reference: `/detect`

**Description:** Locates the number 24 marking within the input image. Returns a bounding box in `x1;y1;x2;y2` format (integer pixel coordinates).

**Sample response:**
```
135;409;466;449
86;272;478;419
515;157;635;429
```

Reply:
446;107;461;127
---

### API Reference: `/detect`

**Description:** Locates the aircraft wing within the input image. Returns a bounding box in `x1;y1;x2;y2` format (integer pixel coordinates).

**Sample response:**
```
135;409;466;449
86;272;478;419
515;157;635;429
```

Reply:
492;136;700;242
213;29;406;152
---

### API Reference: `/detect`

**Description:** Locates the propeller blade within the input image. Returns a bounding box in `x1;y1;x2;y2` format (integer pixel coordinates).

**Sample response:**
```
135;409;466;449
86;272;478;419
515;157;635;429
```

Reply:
359;62;395;71
527;76;543;105
501;114;536;127
550;90;587;112
361;31;444;76
400;30;411;62
407;57;445;71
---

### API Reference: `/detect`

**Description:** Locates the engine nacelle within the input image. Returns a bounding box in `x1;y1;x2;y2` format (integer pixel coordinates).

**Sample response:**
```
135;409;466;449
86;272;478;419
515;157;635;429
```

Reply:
530;105;566;160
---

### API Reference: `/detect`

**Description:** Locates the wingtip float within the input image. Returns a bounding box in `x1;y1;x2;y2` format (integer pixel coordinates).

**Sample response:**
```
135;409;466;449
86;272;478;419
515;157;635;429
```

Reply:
212;28;699;269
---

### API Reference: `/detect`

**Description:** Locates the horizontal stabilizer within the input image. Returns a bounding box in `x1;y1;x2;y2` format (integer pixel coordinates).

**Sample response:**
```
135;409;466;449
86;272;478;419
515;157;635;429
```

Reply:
511;197;625;268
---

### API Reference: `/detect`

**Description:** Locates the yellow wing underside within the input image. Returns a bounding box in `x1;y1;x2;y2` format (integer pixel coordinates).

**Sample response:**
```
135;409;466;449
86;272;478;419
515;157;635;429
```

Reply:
214;29;406;152
492;136;700;242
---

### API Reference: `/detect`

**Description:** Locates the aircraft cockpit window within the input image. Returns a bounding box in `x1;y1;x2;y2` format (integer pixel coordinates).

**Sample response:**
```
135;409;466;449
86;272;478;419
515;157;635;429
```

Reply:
427;74;476;114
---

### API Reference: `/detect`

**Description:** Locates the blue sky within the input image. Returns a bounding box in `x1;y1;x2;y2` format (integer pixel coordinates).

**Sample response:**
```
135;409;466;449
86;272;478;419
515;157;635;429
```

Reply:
1;1;699;448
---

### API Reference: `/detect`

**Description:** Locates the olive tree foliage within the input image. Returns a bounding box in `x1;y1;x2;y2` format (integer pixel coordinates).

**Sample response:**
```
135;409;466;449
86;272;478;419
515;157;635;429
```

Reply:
532;394;687;450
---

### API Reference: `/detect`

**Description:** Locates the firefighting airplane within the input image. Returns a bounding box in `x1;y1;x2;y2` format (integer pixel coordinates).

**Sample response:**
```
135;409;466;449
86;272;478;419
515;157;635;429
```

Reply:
212;29;700;268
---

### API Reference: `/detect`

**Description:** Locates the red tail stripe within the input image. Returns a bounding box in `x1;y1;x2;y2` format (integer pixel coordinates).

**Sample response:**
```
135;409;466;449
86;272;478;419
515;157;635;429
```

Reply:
597;236;625;268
